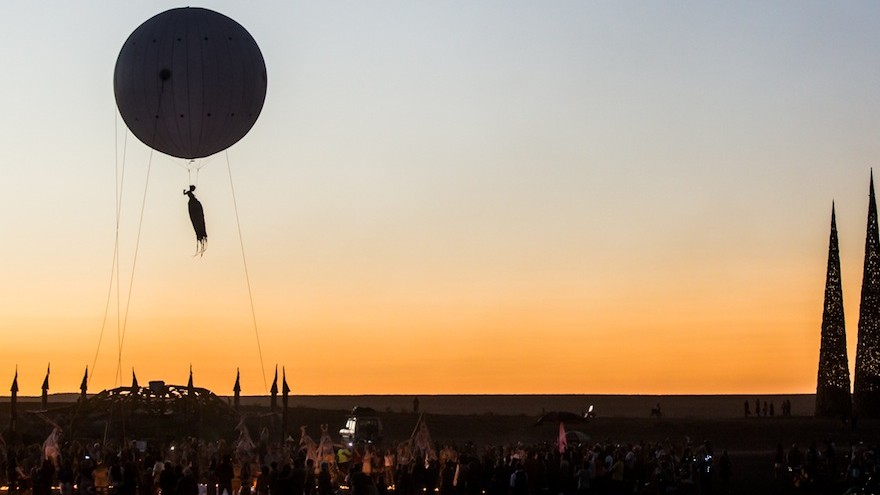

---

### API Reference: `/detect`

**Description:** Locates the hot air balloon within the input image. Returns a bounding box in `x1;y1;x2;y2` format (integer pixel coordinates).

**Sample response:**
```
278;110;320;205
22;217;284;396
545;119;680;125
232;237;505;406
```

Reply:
114;7;268;253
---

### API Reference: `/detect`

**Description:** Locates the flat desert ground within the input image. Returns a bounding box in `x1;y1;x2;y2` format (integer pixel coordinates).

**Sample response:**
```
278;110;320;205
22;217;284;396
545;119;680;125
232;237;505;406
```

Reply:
255;394;871;494
24;393;876;494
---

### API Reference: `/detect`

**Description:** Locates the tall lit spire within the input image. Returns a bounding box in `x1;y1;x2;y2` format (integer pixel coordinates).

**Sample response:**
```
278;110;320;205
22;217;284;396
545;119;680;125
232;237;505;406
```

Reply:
854;170;880;417
816;202;852;417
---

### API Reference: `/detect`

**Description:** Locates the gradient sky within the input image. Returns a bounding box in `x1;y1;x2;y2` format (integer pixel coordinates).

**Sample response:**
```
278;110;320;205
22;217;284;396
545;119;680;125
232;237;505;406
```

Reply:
1;2;879;396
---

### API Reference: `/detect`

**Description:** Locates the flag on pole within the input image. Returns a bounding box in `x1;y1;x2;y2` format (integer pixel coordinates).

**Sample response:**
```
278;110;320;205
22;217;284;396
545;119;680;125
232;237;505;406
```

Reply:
558;422;567;453
43;427;62;466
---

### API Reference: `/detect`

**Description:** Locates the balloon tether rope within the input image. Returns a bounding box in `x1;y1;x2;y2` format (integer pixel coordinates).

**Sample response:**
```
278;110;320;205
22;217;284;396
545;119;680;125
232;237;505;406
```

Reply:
226;151;269;393
115;154;152;384
112;82;164;386
92;111;129;387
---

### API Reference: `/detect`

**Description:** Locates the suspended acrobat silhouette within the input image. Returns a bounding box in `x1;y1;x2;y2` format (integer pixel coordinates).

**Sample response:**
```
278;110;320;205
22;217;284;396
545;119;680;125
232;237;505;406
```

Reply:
184;185;207;256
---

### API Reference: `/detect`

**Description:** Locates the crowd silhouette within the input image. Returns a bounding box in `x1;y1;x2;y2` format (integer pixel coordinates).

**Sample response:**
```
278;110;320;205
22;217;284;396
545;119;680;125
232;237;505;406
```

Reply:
3;418;878;495
742;399;792;418
0;433;734;495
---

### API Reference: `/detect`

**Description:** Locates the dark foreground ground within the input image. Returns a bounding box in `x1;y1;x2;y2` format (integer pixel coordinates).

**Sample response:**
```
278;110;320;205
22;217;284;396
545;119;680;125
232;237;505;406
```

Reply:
16;393;872;494
282;405;872;495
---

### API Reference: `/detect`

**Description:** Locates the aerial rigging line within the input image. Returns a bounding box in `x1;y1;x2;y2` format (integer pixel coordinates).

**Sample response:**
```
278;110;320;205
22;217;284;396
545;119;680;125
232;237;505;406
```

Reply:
115;152;153;384
94;105;156;389
96;137;267;392
226;151;269;393
91;113;128;387
114;126;124;386
113;81;168;385
176;157;214;188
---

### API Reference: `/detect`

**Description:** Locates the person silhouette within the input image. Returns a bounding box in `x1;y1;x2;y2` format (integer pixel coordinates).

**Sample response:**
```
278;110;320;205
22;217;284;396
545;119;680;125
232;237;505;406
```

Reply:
184;185;207;255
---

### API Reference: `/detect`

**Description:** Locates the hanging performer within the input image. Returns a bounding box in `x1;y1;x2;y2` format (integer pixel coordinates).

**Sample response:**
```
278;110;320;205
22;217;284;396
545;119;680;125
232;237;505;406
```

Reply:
184;185;207;255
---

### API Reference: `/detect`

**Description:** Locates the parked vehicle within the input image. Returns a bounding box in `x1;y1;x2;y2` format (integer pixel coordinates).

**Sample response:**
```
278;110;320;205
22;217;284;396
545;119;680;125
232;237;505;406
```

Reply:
339;406;383;446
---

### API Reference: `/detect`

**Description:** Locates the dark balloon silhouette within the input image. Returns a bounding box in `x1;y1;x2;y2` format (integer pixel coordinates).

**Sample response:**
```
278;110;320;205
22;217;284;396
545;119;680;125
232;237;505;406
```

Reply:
114;7;266;253
114;7;267;159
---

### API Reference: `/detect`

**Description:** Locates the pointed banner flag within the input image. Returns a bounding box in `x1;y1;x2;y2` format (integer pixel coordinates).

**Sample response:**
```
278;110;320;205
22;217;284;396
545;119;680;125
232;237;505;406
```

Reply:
235;419;256;463
42;427;61;466
282;367;290;442
10;368;18;432
270;365;278;410
233;368;242;410
42;364;50;391
412;418;437;461
80;367;88;399
41;364;50;409
299;426;319;466
317;425;336;467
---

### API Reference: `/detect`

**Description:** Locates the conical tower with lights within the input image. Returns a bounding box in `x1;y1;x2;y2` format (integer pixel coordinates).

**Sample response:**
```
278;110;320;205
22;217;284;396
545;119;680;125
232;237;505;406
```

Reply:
815;203;852;417
854;171;880;418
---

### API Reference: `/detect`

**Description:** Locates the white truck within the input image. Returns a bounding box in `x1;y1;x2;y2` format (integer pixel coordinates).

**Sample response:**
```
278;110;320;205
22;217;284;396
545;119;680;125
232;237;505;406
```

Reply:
339;406;383;446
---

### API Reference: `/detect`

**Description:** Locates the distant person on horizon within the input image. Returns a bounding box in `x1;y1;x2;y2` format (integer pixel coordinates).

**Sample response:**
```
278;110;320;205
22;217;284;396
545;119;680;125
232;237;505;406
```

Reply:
755;399;760;417
770;402;775;417
743;401;750;417
650;403;662;418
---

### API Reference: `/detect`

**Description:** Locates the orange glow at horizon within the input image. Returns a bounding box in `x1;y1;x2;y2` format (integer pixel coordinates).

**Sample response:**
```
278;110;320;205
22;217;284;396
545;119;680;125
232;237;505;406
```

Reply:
0;247;838;397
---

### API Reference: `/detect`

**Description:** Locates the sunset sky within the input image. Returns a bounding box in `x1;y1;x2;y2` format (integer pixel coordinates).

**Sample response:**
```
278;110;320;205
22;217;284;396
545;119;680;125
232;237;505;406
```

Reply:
1;2;879;396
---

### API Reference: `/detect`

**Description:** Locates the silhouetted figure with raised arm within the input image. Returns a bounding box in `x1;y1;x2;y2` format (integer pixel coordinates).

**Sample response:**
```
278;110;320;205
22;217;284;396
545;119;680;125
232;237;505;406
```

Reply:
184;185;207;256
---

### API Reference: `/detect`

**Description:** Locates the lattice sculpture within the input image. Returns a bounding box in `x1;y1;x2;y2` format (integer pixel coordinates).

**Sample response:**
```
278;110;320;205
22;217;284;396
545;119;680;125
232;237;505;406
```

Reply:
816;204;852;417
854;172;880;418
